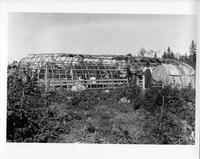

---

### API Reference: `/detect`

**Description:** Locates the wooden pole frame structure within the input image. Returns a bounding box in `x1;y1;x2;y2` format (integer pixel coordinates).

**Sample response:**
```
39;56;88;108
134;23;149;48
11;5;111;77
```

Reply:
18;53;193;92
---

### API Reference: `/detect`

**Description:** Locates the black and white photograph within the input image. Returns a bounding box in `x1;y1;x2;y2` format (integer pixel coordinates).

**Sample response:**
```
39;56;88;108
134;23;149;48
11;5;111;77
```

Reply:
7;12;196;144
0;0;199;159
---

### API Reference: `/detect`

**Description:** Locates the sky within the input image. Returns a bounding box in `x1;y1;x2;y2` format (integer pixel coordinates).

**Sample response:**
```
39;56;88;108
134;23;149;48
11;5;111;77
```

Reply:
8;13;197;62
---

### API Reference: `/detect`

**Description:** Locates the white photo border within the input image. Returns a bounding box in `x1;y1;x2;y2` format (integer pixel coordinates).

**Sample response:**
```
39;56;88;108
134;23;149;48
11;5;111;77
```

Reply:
0;0;199;159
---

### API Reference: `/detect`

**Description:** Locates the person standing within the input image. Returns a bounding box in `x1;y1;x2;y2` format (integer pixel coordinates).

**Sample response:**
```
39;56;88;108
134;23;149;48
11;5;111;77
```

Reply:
143;61;153;89
126;65;132;84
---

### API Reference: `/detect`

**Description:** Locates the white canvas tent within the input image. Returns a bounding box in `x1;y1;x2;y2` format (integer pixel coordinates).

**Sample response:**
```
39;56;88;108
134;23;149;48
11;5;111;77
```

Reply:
152;63;195;88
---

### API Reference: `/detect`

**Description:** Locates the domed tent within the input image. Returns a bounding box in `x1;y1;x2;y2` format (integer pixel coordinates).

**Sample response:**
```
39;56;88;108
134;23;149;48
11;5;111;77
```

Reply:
152;62;195;88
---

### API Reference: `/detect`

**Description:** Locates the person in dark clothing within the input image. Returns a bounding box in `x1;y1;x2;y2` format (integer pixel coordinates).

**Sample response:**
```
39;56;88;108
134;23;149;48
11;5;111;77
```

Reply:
126;65;132;83
144;61;152;89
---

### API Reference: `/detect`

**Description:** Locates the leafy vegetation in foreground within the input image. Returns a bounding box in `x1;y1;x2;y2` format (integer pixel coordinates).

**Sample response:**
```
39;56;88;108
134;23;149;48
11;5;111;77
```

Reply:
7;66;195;144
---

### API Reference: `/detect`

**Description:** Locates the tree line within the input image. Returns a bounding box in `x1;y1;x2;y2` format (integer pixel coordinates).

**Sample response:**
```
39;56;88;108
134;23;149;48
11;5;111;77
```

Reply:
137;40;196;69
162;40;196;69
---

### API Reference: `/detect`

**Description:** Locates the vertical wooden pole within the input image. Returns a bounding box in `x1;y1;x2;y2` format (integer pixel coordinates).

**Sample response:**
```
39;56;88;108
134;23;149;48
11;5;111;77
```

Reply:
65;69;68;90
159;95;165;143
71;57;74;86
37;64;40;88
142;75;145;91
45;64;48;92
59;69;61;89
71;69;74;86
53;69;55;91
179;75;183;88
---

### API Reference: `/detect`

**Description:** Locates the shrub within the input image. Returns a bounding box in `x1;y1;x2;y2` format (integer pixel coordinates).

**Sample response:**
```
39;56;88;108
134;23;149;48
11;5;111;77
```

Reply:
142;85;195;144
7;64;195;144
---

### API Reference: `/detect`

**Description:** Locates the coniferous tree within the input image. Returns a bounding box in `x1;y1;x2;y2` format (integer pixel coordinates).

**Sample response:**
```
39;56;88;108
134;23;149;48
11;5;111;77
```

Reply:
170;52;175;59
162;47;176;59
154;52;157;58
189;40;196;68
162;51;167;58
167;47;171;58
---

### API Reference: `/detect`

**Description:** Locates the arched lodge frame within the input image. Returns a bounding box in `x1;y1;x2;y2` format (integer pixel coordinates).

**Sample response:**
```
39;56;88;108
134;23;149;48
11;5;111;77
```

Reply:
18;53;192;92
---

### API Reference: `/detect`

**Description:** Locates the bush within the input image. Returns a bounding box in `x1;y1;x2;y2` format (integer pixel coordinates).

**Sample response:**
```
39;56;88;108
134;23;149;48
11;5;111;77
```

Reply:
7;66;102;142
7;64;195;144
142;85;195;144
